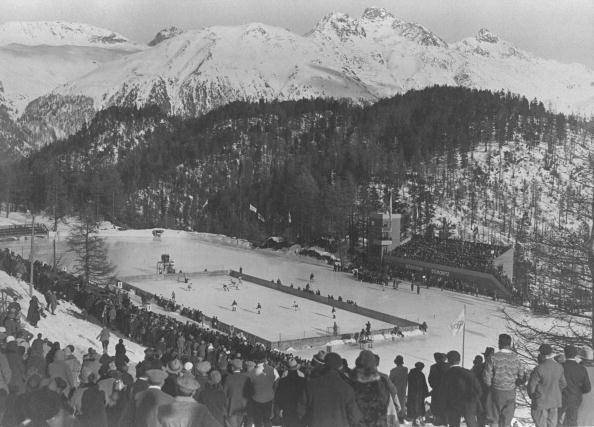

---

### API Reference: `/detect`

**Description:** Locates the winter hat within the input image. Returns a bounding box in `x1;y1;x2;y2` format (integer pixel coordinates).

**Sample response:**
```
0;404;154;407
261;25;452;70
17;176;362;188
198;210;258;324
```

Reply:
146;369;168;386
473;355;484;364
183;362;193;372
414;361;425;369
166;359;182;375
196;361;211;375
0;327;5;333
579;346;594;361
358;350;378;372
6;335;15;343
245;360;256;371
324;352;343;371
209;370;222;385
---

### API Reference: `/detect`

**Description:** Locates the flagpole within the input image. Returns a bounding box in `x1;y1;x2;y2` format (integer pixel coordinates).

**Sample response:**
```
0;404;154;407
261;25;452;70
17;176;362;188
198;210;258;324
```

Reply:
462;304;466;367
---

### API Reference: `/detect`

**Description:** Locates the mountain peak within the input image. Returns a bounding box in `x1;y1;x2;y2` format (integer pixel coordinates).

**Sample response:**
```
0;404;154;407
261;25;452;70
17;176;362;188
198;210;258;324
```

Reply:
476;28;500;43
311;12;366;40
0;20;140;50
148;26;183;46
361;7;394;21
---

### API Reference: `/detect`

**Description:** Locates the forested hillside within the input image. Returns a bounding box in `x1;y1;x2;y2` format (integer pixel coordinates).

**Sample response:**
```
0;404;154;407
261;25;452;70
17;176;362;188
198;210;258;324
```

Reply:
3;86;594;302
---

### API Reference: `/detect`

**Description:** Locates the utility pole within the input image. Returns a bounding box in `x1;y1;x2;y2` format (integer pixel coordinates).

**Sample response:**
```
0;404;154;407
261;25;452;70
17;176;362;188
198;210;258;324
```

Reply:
53;183;57;270
29;213;35;297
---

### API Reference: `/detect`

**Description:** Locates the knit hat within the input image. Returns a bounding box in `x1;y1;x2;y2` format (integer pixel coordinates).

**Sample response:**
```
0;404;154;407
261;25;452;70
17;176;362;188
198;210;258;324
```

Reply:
358;350;378;371
196;361;211;375
146;369;168;385
324;352;342;371
183;362;193;372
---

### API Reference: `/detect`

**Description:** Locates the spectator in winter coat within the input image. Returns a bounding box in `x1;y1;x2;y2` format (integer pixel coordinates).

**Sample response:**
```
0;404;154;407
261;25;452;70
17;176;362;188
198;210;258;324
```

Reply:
48;349;75;391
407;361;429;426
528;344;567;427
162;358;183;397
247;355;279;427
78;373;108;427
26;296;41;327
350;350;396;427
0;346;11;421
389;355;408;422
483;334;526;427
97;327;110;353
223;358;250;427
157;373;222;427
577;346;594;426
428;352;449;425
441;350;482;427
560;345;591;426
63;346;81;388
298;352;362;427
197;370;227;426
114;339;129;370
5;339;25;394
134;368;175;427
275;358;306;427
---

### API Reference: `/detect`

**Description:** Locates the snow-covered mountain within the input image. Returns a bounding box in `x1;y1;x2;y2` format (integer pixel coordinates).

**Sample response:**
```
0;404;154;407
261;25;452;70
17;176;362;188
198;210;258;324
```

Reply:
148;26;184;46
2;8;594;152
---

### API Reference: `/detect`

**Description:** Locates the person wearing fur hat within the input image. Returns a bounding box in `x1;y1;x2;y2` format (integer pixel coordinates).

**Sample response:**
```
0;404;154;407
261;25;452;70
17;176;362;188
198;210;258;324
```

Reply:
350;350;397;427
528;343;567;427
560;345;591;426
133;368;175;427
197;370;227;426
157;373;222;427
275;358;306;427
577;346;594;427
298;352;362;427
223;357;250;427
407;361;429;426
441;350;482;427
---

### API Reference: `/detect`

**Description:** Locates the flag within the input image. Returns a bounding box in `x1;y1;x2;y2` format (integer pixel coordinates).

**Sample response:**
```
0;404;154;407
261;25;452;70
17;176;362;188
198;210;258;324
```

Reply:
257;213;265;223
288;211;292;224
449;308;465;336
202;199;208;209
249;204;258;213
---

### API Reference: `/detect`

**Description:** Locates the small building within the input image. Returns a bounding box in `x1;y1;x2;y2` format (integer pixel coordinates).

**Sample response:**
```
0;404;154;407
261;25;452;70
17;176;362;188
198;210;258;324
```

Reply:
368;212;404;259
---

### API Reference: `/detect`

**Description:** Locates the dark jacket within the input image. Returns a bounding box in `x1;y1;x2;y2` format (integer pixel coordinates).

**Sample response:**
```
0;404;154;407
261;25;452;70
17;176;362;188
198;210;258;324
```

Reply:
389;365;408;408
197;383;227;426
134;386;175;427
428;361;449;417
275;370;307;419
441;365;482;415
78;383;108;427
351;368;392;427
562;360;591;407
407;367;429;418
223;370;250;417
5;341;25;394
27;298;41;325
528;358;567;409
298;369;362;427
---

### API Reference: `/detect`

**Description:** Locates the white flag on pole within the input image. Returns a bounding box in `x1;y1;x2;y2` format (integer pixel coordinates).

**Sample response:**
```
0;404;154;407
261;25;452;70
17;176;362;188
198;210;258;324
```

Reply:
249;204;258;213
449;309;465;336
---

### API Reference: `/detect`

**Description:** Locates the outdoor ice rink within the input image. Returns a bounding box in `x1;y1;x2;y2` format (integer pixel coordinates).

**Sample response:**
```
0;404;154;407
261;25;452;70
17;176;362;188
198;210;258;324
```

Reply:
127;274;395;341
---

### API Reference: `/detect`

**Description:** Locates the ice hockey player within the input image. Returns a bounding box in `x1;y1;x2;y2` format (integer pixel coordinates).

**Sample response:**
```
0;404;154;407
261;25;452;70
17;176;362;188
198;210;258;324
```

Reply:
232;300;238;312
292;300;299;311
171;291;176;301
332;306;336;319
256;302;262;315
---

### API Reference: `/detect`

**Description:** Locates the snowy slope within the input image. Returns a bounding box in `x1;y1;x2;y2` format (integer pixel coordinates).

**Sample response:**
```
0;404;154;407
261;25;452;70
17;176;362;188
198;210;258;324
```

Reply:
46;7;594;120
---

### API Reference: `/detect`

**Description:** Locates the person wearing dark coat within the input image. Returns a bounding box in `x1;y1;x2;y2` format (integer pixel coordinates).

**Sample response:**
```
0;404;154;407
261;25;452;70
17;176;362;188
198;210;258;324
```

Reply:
560;345;591;426
275;359;306;427
298;352;363;427
27;296;41;327
197;370;227;426
223;358;250;427
350;350;393;427
428;352;449;426
114;339;129;370
390;355;408;423
407;362;429;426
528;344;567;427
441;350;482;427
133;369;175;427
78;374;108;427
5;340;26;395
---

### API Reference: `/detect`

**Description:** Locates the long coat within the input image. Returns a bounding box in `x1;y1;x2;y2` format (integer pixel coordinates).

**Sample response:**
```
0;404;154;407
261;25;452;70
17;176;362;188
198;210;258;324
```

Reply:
298;369;363;427
223;371;250;417
351;369;392;427
389;366;408;411
27;297;41;325
275;370;307;425
407;367;429;419
78;383;108;427
428;361;449;418
441;366;482;416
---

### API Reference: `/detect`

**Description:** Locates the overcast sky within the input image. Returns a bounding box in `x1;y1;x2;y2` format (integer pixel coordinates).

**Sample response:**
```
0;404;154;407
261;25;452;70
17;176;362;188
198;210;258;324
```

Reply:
1;0;593;68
